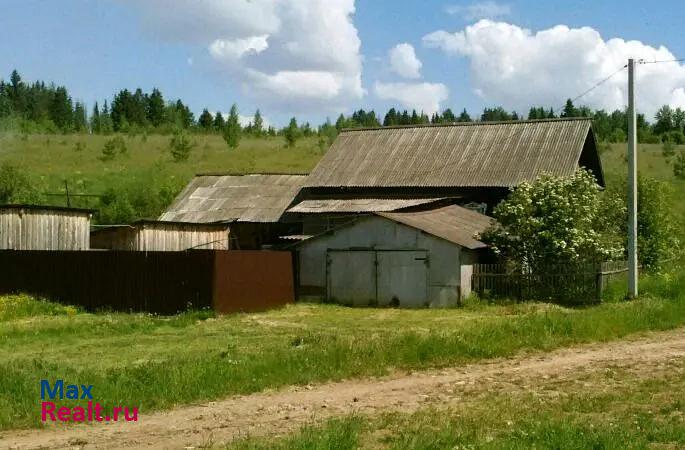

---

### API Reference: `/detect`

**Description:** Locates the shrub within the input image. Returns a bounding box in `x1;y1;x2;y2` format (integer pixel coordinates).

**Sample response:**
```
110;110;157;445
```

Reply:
0;163;41;204
662;139;676;159
100;136;127;161
674;151;685;180
168;130;194;162
480;169;624;271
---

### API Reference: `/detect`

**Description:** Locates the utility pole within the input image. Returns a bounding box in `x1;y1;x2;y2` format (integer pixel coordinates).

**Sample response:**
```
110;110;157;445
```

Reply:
627;58;638;298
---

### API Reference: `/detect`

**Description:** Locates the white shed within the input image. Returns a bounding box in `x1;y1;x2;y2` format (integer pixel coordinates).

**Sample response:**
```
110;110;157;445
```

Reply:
295;205;493;308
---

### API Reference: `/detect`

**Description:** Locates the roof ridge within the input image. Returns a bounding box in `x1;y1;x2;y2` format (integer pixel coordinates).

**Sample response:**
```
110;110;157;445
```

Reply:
340;117;592;133
194;172;310;177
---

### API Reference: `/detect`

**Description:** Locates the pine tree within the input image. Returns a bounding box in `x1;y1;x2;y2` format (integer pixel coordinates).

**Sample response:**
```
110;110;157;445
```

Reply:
253;109;264;136
213;111;225;131
442;108;456;123
91;102;101;133
457;108;472;122
198;109;213;130
383;108;397;126
73;101;87;132
561;99;578;118
335;113;346;131
147;88;165;127
223;104;241;148
49;86;73;131
283;117;300;147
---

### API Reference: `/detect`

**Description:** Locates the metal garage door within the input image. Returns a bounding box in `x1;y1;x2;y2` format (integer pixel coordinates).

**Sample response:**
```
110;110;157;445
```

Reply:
327;250;429;307
327;250;376;306
377;250;428;307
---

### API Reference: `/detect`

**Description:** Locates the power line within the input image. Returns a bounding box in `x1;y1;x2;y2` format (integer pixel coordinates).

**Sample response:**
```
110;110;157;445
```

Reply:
638;57;685;65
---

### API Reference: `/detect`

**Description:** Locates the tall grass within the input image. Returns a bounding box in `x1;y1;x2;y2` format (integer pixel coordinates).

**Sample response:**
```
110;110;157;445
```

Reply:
1;266;684;430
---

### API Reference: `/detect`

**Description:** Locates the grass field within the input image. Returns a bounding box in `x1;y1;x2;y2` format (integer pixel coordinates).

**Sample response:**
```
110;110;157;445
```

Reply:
1;267;683;431
0;132;683;221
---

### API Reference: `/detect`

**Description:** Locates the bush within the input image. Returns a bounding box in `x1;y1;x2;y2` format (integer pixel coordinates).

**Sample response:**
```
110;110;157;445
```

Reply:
481;169;624;271
674;151;685;180
100;136;127;161
169;130;194;162
662;139;676;158
0;163;41;204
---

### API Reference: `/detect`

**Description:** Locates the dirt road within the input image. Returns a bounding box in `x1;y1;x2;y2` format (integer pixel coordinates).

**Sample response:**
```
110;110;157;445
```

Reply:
4;328;685;449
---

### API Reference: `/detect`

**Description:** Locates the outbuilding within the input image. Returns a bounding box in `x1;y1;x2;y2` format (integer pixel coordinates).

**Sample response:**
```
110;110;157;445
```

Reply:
90;220;230;251
295;205;493;307
0;204;92;250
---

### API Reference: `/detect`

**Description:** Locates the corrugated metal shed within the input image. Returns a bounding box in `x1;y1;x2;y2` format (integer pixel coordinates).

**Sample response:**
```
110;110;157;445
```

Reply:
0;204;92;250
304;118;601;188
287;198;445;213
160;174;307;223
378;205;493;250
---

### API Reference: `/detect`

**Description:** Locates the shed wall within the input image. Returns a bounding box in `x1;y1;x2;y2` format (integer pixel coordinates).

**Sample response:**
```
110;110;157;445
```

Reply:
297;216;466;307
0;209;90;250
92;223;229;251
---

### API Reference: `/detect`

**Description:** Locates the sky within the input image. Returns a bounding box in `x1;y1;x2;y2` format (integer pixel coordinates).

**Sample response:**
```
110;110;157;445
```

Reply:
1;0;684;127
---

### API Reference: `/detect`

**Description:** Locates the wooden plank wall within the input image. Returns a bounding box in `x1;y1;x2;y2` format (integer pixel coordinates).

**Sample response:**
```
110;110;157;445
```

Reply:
0;209;90;250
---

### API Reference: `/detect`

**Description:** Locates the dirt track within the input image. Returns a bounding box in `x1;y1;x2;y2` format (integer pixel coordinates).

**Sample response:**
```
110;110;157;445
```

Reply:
4;327;685;449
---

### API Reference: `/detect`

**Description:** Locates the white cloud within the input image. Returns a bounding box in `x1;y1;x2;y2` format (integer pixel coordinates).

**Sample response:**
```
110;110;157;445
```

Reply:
126;0;364;113
388;43;422;79
423;20;685;118
445;2;511;20
374;81;449;114
209;35;269;60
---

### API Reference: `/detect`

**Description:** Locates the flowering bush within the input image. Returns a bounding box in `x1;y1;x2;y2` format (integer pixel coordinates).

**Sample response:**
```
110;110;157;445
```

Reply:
481;170;624;271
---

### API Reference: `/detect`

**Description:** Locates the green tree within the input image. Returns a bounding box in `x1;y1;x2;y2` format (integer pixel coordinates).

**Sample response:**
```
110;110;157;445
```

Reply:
73;101;87;132
252;109;264;136
561;99;578;118
49;87;73;131
101;136;127;161
169;129;194;162
674;151;685;180
198;109;213;131
0;163;40;203
481;170;623;270
223;104;241;148
457;108;472;122
147;88;165;127
213;111;225;131
662;138;676;159
283;117;300;148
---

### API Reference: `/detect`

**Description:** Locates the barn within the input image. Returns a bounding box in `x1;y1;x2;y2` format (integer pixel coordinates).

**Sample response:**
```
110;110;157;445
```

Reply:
295;205;493;307
90;220;230;251
291;118;604;234
0;204;92;250
160;173;307;249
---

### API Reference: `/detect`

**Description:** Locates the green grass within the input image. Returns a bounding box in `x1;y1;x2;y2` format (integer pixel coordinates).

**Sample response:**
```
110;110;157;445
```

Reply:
1;268;684;431
234;362;685;449
0;132;322;211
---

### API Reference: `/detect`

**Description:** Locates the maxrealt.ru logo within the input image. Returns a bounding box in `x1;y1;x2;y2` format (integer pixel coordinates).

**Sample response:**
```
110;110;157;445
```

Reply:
40;380;138;423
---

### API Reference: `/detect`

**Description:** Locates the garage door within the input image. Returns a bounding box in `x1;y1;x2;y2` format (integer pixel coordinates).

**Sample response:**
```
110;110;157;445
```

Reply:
327;250;429;307
377;251;428;307
327;250;376;306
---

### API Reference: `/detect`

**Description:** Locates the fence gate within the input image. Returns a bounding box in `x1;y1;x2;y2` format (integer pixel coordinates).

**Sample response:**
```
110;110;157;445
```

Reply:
326;249;429;307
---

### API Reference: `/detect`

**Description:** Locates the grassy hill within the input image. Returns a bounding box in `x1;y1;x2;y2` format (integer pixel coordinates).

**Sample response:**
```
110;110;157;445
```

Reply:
0;132;682;224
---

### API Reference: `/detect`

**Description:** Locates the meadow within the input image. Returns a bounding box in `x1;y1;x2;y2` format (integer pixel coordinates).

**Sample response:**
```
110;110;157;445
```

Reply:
1;267;684;432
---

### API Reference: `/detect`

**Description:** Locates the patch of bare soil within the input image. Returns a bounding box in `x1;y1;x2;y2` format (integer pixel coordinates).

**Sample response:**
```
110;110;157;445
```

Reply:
4;328;685;449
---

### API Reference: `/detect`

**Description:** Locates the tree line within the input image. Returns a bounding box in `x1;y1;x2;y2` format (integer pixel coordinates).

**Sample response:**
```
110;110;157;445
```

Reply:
2;69;685;145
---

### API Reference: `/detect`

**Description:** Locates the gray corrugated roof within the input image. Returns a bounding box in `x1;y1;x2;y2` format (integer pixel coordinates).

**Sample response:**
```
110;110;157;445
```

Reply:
304;118;596;188
287;198;445;213
378;205;493;249
160;174;307;223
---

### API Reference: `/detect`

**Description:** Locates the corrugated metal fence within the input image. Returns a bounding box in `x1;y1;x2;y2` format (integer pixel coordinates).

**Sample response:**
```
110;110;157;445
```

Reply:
472;261;628;304
0;250;293;314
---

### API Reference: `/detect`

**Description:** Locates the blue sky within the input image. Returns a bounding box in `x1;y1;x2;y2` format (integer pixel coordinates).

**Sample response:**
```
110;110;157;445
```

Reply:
1;0;684;126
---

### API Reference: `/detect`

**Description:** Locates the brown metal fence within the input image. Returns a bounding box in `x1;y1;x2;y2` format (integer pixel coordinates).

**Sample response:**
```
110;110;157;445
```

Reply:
472;261;628;304
0;250;293;314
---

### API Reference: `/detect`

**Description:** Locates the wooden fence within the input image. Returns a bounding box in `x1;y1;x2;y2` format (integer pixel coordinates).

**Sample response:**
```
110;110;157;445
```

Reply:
0;250;294;314
471;261;628;304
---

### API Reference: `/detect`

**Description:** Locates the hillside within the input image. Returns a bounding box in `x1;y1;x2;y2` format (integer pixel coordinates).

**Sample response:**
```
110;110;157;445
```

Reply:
0;132;682;224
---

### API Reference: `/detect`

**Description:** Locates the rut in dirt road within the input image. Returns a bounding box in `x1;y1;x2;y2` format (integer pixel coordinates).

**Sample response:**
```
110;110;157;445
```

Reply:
4;327;685;450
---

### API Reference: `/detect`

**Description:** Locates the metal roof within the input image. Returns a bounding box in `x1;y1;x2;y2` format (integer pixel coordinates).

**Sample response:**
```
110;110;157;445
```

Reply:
160;174;307;223
304;118;597;188
287;198;445;213
378;205;494;249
